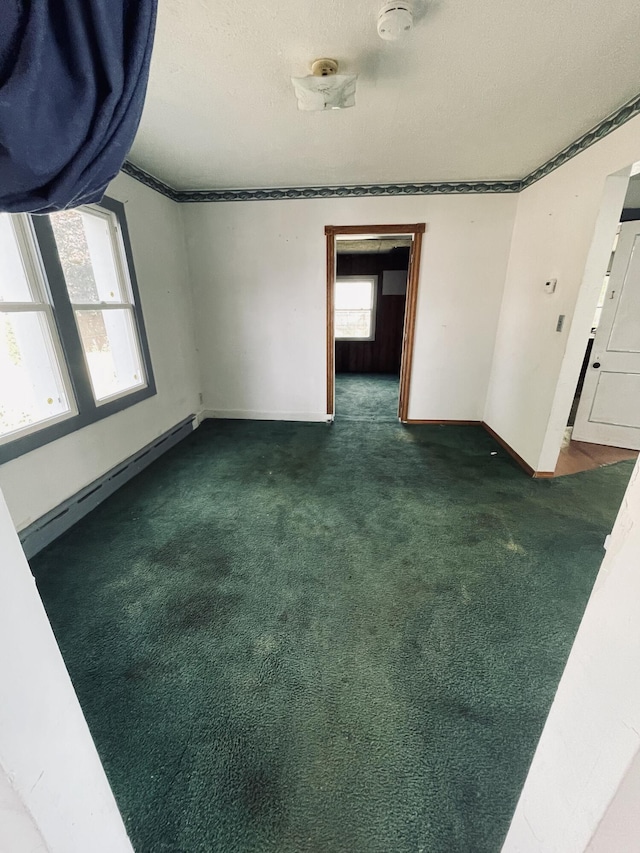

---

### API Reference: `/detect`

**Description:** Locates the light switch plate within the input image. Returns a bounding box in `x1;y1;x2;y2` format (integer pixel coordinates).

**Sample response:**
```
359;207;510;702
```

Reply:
545;279;557;294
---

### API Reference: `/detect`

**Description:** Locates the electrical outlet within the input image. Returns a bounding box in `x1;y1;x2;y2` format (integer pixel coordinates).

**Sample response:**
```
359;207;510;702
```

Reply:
556;314;565;332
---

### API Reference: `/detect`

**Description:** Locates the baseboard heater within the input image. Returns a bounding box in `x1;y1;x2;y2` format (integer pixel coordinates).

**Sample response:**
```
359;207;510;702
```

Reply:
20;415;197;560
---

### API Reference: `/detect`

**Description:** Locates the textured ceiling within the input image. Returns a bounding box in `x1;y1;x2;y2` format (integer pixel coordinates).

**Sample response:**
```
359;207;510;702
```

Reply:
129;0;640;191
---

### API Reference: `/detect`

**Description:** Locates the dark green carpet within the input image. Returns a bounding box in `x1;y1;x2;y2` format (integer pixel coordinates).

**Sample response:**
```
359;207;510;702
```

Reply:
335;372;399;421
30;376;634;853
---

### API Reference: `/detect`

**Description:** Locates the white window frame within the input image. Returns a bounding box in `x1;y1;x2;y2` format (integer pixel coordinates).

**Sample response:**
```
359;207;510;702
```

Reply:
0;215;78;446
334;275;378;342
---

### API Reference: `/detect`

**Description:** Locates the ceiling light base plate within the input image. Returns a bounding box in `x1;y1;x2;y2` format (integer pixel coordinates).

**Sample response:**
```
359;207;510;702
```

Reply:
311;58;339;77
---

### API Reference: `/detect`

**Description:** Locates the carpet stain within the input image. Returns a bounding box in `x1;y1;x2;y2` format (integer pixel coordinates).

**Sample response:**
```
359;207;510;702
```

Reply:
504;539;526;555
167;587;242;633
29;375;634;853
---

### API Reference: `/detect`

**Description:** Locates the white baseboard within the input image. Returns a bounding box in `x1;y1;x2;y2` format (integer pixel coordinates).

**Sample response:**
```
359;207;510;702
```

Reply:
202;409;331;423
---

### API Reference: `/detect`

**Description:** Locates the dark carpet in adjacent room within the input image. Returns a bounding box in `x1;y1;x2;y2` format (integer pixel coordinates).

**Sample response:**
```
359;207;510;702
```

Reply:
335;372;399;421
30;375;634;853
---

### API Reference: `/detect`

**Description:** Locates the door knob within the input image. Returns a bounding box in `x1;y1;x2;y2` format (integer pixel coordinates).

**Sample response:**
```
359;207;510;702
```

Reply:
592;362;601;369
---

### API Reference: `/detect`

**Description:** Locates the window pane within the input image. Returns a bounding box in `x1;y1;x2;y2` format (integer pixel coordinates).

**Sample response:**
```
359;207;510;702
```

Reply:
0;311;72;439
336;309;373;339
50;209;125;304
75;309;145;402
335;280;374;310
0;214;34;303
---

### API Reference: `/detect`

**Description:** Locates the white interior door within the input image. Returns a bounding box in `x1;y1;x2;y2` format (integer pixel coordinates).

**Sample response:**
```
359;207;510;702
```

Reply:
573;221;640;450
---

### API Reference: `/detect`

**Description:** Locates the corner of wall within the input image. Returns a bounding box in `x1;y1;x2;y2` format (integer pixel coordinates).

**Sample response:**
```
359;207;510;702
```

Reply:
482;116;640;474
176;201;205;413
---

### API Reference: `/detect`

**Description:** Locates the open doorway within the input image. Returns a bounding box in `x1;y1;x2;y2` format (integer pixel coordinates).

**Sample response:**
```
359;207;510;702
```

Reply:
556;172;640;476
325;224;425;422
334;237;409;420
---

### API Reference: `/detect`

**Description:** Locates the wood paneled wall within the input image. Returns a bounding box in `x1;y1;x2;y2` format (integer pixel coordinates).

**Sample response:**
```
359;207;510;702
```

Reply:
335;249;409;374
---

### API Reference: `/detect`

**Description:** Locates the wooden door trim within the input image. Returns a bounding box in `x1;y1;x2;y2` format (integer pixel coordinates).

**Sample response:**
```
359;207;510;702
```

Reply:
325;224;426;236
326;231;336;415
325;223;426;420
398;229;423;421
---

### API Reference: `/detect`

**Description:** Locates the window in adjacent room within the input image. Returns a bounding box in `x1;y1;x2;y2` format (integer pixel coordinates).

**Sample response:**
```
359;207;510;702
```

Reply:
0;197;155;462
335;276;377;341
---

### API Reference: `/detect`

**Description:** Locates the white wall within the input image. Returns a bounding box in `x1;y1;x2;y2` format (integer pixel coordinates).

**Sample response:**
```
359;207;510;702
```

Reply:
0;172;200;531
623;172;640;209
585;745;640;852
484;115;640;473
0;487;133;853
501;457;640;852
182;194;517;422
0;771;47;853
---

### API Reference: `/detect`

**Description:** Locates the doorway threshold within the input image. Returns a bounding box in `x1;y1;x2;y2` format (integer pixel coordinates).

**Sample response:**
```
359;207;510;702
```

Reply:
554;427;638;477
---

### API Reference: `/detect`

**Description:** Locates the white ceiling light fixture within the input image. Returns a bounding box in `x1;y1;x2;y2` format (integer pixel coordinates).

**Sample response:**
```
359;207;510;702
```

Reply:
377;1;413;41
292;59;358;111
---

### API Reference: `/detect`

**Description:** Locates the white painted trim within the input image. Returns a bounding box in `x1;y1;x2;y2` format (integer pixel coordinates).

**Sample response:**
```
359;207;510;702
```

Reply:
203;409;331;423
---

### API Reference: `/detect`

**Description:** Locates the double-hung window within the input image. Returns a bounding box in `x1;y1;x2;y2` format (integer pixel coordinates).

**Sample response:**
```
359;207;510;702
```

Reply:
50;205;147;404
0;215;76;440
335;276;378;341
0;197;155;463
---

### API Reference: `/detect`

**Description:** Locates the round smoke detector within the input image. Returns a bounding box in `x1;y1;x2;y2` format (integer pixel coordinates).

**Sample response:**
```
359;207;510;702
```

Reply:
377;1;413;40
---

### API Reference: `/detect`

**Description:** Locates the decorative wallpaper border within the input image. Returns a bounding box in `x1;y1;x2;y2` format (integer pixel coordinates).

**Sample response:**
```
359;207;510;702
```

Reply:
123;91;640;203
521;91;640;188
121;161;180;201
175;180;521;202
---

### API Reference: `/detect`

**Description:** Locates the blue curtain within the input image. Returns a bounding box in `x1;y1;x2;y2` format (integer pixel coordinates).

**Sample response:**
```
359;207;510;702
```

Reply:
0;1;157;213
